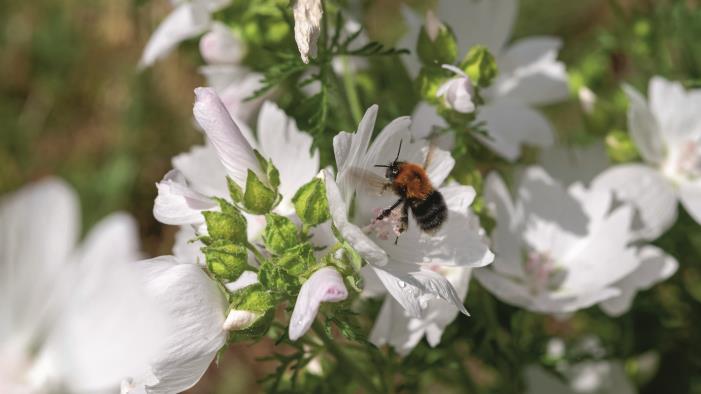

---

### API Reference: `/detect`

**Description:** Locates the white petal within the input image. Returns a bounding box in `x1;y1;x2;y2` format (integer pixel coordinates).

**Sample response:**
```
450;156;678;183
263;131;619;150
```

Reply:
437;0;517;55
518;166;589;236
140;3;211;67
409;103;454;151
369;298;425;356
591;164;677;240
292;0;323;63
476;100;554;161
217;71;267;125
289;267;348;340
222;310;260;331
193;87;263;187
337;105;378;176
647;76;701;146
224;270;259;292
473;268;532;310
173;225;205;265
257;101;320;214
134;256;227;394
539;142;611;186
600;245;678;316
490;37;569;106
324;170;388;267
333;131;354;170
199;22;244;65
622;83;665;164
172;143;228;198
153;170;216;225
0;178;79;343
484;172;525;277
679;178;701;225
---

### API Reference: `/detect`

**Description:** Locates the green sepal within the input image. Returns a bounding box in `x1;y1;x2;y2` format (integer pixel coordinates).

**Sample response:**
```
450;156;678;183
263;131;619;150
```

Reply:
417;23;458;66
416;67;448;105
202;240;249;282
243;170;278;214
226;176;244;204
258;261;299;298
276;243;317;278
227;284;275;341
292;177;331;226
202;199;248;244
262;213;299;254
460;45;498;88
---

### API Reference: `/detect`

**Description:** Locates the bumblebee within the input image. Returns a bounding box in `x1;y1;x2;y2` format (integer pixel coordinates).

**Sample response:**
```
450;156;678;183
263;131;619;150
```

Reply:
350;140;448;243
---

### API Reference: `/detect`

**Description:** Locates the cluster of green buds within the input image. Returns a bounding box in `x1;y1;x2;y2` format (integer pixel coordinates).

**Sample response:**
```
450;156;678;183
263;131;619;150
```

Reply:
199;159;364;343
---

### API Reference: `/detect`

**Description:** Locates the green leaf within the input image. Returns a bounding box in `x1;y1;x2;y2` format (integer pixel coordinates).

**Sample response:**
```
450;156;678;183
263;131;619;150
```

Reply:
202;240;249;281
417;23;458;66
243;170;278;214
292;178;330;226
606;129;640;163
461;45;498;88
263;213;298;254
226;176;244;204
202;199;247;243
267;159;281;189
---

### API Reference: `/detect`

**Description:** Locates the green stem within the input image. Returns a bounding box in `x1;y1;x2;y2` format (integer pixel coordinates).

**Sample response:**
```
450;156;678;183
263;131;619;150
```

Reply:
246;241;266;265
312;321;382;394
341;56;363;124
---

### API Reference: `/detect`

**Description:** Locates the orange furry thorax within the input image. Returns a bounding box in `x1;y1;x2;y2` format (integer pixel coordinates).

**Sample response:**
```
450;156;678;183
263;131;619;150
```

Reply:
392;162;433;199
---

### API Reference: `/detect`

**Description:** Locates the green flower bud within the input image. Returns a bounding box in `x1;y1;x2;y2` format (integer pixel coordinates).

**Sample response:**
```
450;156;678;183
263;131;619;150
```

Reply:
262;213;299;254
202;199;247;243
227;284;275;340
202;240;249;282
461;45;498;88
292;176;331;226
277;243;316;277
606;129;640;163
416;11;458;67
243;170;278;214
258;261;299;298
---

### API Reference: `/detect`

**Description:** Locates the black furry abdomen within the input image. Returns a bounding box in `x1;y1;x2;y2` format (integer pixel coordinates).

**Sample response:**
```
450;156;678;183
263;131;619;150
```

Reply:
408;190;447;233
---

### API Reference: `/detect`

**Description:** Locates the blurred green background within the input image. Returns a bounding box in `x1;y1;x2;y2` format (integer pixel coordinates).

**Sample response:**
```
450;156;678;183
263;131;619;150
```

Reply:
2;0;701;392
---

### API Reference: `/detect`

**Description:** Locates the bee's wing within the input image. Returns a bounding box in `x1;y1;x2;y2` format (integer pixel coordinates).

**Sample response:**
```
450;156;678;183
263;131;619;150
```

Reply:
345;167;391;196
423;141;438;170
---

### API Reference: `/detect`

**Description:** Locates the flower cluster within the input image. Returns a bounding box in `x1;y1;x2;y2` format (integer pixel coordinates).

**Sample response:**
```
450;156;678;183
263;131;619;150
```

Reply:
3;0;699;392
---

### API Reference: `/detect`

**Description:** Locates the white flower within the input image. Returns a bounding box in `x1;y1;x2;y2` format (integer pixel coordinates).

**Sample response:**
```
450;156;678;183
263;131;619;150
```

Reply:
326;105;494;321
0;179;228;393
402;0;568;161
289;267;349;340
525;361;635;394
369;201;489;354
199;22;245;65
125;256;228;394
154;87;319;262
436;65;476;114
140;0;231;67
292;0;323;64
591;77;701;240
474;166;677;316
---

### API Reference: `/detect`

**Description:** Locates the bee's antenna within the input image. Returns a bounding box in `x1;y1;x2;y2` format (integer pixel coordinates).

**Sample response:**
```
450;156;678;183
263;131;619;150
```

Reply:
394;139;403;162
374;164;390;168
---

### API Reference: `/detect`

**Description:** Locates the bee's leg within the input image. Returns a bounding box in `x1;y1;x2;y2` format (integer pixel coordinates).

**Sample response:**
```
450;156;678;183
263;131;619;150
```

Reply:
394;203;409;245
377;198;404;220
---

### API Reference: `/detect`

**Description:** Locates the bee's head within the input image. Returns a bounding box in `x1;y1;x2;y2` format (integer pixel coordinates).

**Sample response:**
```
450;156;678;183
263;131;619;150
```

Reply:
375;140;404;181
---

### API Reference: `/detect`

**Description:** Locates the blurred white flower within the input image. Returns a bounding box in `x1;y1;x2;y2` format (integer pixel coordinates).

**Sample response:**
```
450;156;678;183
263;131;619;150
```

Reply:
140;0;231;67
199;22;245;65
289;267;349;340
0;179;223;393
525;361;635;394
592;77;701;240
436;65;476;114
325;105;494;321
293;0;323;64
403;0;568;161
475;166;677;316
154;87;319;262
